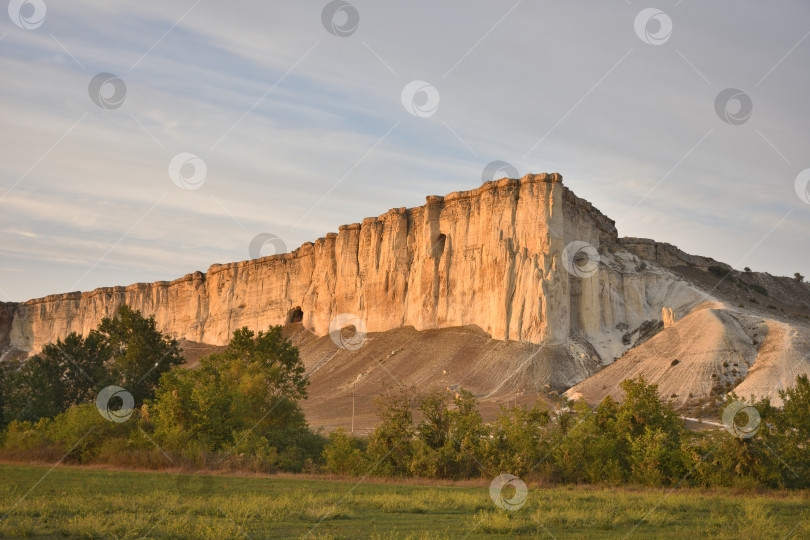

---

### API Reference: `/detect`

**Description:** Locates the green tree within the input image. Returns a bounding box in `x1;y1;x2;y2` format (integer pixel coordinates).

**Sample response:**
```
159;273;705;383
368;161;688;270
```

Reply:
1;331;110;424
43;331;111;407
487;399;552;479
795;272;805;282
323;428;366;475
554;397;625;484
618;378;687;484
770;375;810;488
145;326;313;470
409;388;488;479
365;385;415;477
2;354;64;423
448;389;488;478
99;305;183;405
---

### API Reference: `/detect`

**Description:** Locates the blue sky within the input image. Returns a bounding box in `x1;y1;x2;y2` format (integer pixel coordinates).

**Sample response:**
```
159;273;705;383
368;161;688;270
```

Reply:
1;0;809;302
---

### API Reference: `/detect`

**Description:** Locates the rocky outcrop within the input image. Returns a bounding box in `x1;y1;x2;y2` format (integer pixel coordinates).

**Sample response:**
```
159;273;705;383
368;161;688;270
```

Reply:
8;173;703;367
0;302;17;352
8;172;809;409
619;237;731;270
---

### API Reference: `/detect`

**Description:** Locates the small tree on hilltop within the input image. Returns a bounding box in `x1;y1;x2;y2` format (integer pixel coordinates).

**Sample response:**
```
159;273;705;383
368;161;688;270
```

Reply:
795;272;805;283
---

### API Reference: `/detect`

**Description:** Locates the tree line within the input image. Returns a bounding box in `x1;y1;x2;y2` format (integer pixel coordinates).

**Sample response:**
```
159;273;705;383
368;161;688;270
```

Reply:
1;306;808;489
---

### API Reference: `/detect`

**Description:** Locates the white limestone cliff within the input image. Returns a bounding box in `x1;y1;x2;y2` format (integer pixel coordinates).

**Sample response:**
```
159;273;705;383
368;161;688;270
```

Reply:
2;174;706;372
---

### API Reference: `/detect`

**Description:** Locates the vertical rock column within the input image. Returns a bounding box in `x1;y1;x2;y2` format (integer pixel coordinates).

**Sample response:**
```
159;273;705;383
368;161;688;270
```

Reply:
541;175;571;344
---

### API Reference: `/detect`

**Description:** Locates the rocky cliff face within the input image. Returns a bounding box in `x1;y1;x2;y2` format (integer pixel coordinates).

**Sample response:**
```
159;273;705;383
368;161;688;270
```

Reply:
0;302;17;351
6;174;704;368
619;237;731;270
8;172;808;408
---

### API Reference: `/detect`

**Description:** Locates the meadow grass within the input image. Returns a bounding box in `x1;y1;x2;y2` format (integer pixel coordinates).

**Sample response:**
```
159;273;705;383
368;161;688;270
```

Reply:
0;463;807;539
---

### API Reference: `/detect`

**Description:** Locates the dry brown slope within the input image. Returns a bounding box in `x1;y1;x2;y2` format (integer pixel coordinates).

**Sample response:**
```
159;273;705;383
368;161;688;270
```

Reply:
283;323;598;434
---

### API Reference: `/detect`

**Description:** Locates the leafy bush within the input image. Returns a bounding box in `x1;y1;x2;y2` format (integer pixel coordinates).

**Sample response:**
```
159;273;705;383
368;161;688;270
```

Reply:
144;326;317;471
750;284;769;296
323;428;366;475
1;306;182;425
709;266;732;279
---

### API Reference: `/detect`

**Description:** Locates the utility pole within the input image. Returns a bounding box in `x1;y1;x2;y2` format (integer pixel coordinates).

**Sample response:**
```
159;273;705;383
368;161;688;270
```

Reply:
351;379;356;434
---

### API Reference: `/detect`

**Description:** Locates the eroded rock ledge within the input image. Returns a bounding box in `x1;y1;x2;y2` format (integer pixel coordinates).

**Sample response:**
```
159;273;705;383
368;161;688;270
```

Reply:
6;174;688;360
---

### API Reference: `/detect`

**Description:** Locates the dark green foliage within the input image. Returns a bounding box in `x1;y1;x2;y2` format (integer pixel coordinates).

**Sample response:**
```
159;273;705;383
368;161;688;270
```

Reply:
767;375;810;487
750;284;769;296
708;266;732;279
99;305;183;405
143;326;316;471
2;354;65;424
1;325;323;473
365;386;415;477
3;329;110;424
320;375;810;489
2;306;182;425
323;428;367;475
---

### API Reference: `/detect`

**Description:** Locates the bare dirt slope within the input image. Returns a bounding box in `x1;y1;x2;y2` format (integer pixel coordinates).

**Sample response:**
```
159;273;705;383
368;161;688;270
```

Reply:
566;299;810;413
282;323;598;434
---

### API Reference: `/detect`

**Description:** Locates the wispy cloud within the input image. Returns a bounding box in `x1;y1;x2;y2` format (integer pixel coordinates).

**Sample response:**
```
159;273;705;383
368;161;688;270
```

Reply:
0;0;808;301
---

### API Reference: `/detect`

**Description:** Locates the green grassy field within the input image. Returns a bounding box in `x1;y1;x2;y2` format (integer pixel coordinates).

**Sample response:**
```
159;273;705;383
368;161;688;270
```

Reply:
0;464;807;539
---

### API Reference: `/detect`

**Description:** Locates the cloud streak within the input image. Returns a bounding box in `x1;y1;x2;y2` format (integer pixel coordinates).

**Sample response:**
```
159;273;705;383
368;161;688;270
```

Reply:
0;0;808;301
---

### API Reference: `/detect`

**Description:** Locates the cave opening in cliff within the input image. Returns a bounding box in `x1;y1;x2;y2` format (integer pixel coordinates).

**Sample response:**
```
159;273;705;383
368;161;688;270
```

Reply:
287;306;304;324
